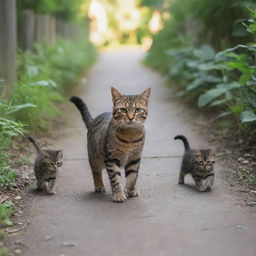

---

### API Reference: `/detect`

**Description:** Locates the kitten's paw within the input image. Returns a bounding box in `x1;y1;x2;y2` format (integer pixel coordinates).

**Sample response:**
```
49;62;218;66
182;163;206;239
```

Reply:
95;186;106;193
46;190;56;195
112;191;126;203
205;186;212;192
125;188;140;198
197;186;206;192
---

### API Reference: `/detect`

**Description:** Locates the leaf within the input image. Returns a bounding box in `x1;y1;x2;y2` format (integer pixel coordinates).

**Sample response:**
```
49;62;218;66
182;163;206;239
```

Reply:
216;111;232;119
198;82;240;107
239;71;252;85
193;45;215;60
198;62;216;71
5;103;37;115
26;66;39;78
228;61;248;72
210;98;228;106
29;80;50;87
187;78;205;91
198;88;227;107
241;110;256;123
187;75;222;91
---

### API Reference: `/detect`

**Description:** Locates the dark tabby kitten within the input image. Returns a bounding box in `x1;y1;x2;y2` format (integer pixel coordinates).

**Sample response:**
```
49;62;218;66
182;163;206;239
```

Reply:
70;87;150;203
28;137;63;195
174;135;215;192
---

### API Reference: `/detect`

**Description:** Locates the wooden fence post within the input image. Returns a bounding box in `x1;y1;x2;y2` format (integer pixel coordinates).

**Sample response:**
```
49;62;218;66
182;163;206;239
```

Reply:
0;0;17;97
23;9;35;50
49;17;56;45
35;14;56;46
35;14;50;46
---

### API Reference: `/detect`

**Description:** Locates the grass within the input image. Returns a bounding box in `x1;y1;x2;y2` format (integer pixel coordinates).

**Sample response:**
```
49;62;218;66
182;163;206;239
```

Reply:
11;39;96;130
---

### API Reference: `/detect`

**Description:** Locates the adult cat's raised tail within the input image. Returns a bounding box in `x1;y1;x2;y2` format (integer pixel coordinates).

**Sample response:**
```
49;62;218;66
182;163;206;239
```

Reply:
70;96;94;129
174;135;190;151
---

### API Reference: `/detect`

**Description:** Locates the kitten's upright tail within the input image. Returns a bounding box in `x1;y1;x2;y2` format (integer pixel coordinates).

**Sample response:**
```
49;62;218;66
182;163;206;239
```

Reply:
174;135;191;151
69;96;93;129
28;136;42;154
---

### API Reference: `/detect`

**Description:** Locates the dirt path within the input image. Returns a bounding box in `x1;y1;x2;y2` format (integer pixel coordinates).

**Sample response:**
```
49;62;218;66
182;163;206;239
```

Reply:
14;47;256;256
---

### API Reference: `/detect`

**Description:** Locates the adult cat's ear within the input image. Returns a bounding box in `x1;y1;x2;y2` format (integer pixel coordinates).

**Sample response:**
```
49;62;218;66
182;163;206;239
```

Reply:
111;87;123;103
140;88;151;101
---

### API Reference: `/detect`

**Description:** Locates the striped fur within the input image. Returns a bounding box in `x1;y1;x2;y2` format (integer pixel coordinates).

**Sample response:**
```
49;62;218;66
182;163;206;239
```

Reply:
70;87;150;203
28;137;63;195
174;135;215;192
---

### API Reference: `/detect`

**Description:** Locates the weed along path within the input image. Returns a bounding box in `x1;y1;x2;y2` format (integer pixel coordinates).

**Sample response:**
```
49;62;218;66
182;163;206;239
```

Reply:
15;47;256;256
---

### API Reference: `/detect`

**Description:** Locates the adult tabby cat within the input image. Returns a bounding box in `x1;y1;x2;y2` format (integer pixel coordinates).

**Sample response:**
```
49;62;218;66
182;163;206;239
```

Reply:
174;135;215;192
70;87;150;203
28;137;63;195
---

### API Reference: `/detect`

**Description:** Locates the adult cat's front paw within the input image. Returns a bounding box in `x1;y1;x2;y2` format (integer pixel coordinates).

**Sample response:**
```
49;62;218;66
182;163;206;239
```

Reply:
125;188;140;198
46;190;56;195
95;186;106;193
112;191;127;203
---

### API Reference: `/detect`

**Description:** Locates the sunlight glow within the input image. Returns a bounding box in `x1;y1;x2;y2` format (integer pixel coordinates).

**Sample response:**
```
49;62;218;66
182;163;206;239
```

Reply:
149;10;163;34
88;0;108;45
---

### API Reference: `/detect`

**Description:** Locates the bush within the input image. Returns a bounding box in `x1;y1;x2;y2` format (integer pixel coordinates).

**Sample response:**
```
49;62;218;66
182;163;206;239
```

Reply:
0;102;27;187
144;0;254;72
11;40;96;130
145;2;256;139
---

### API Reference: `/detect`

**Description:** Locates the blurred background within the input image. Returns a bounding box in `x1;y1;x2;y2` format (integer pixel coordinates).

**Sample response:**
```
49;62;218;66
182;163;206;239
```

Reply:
0;2;256;246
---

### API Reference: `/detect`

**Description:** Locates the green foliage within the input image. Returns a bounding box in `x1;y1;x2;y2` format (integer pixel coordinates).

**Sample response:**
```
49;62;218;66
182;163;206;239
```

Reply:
139;0;165;9
0;202;14;250
0;203;14;228
11;40;96;130
0;248;7;256
0;102;25;187
144;0;254;72
162;42;256;132
0;39;96;189
17;0;84;21
145;6;256;138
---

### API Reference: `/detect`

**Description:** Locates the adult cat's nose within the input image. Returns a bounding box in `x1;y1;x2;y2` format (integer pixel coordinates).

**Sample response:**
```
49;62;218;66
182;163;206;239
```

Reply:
127;114;134;121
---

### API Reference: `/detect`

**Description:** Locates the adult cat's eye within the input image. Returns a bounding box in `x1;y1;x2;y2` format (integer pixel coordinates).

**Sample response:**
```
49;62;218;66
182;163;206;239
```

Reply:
135;108;142;113
119;108;127;113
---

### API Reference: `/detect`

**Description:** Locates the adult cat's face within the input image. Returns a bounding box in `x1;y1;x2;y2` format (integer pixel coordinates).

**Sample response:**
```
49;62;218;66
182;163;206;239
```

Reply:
111;87;150;128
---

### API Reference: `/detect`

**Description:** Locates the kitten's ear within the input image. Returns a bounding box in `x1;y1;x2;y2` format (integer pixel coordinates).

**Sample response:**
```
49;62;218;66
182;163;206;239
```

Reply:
111;87;123;103
41;153;49;160
209;150;216;160
140;88;151;101
57;150;63;159
42;154;48;159
195;151;201;158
